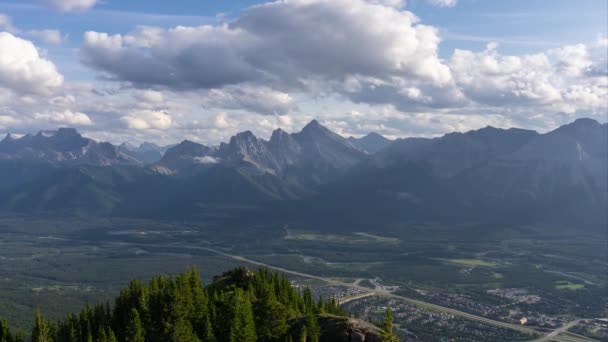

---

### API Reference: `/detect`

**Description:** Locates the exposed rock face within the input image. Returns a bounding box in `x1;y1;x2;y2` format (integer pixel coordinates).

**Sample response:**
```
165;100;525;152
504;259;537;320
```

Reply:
0;128;139;166
288;314;383;342
157;120;366;184
156;140;217;171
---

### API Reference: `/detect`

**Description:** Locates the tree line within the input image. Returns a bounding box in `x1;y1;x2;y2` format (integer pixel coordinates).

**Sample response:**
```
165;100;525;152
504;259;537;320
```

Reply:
0;267;350;342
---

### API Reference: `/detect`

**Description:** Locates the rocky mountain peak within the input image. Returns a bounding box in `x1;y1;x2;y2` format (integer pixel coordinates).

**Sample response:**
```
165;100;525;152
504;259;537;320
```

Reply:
299;119;331;136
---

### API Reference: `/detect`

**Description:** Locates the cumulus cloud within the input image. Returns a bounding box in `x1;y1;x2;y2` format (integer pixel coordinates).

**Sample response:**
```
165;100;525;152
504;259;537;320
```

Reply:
80;0;452;92
548;44;592;77
134;90;164;103
27;29;64;45
202;86;295;115
0;115;18;128
34;110;93;126
450;43;562;106
42;0;99;12
120;110;172;130
0;32;64;95
194;156;219;164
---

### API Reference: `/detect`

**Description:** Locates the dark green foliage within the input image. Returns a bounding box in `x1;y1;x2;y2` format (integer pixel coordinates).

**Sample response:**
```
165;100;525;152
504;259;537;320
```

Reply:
380;308;399;342
2;267;346;342
125;309;145;342
31;308;54;342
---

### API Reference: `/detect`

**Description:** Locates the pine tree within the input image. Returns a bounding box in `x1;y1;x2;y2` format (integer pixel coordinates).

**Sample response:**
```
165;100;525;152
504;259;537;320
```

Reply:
0;319;13;342
304;311;319;342
202;314;216;342
125;309;145;342
229;290;256;342
31;308;53;342
298;326;307;342
380;308;399;342
13;331;25;342
253;285;289;340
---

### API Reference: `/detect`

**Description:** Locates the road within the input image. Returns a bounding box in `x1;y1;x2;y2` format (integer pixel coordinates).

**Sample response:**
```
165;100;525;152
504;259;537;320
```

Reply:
532;320;599;342
34;234;600;342
132;242;542;336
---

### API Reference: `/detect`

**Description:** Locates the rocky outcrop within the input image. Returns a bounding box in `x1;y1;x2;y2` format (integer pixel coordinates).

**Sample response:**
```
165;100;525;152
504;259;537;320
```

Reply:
288;314;383;342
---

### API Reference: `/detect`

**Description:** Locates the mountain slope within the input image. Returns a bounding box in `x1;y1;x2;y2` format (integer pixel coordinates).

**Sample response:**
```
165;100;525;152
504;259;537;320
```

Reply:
0;128;139;166
348;132;392;153
0;267;382;342
0;118;604;228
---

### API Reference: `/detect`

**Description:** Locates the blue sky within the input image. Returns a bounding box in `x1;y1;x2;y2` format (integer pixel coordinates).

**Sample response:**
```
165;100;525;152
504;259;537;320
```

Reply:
0;0;606;144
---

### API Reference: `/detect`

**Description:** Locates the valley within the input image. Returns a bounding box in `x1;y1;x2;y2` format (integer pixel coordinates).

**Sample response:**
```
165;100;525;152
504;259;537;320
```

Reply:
1;216;605;341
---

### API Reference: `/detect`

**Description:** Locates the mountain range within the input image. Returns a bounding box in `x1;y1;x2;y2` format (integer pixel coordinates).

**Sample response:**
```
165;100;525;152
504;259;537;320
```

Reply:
0;118;605;229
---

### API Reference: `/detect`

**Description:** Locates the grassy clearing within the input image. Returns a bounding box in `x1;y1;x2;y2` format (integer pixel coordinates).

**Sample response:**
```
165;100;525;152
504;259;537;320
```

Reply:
353;232;400;245
438;258;497;267
285;230;399;245
555;281;585;290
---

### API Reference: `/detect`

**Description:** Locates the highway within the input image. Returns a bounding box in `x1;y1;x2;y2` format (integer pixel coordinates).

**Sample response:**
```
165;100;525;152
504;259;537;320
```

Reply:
141;242;544;336
38;234;599;342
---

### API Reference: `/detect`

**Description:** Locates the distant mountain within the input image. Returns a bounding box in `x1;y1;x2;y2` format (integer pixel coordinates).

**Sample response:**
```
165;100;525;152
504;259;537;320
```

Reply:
315;118;606;227
0;118;604;229
370;126;539;177
348;132;392;153
156;140;218;173
119;141;173;164
157;120;366;187
0;128;139;166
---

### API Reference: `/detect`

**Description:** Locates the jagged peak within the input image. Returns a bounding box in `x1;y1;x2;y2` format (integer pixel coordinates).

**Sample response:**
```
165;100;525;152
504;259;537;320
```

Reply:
230;130;260;146
2;133;21;142
35;127;82;139
270;128;291;143
234;130;256;139
178;139;202;146
298;120;336;138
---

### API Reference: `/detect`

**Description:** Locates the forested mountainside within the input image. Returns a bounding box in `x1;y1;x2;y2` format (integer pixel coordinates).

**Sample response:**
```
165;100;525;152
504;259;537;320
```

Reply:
0;267;393;342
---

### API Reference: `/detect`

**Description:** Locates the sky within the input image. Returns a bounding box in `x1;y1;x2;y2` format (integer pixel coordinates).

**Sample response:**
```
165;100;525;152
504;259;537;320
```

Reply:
0;0;606;145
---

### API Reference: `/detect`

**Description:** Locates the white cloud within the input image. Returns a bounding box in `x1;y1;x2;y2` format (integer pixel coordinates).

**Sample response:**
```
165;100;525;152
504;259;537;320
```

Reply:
203;86;295;115
134;90;164;103
34;110;93;126
213;112;230;129
121;110;172;130
0;13;17;33
27;29;64;45
369;0;406;8
0;32;64;95
194;156;219;164
80;0;452;92
42;0;99;12
596;34;608;48
427;0;458;7
548;44;591;77
450;43;562;106
0;115;18;127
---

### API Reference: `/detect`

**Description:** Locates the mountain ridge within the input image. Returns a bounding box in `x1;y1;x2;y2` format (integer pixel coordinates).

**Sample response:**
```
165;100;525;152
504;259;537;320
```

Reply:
0;118;605;229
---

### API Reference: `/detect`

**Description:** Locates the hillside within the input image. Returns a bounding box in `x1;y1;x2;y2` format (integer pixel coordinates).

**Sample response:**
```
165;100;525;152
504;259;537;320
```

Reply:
0;267;387;342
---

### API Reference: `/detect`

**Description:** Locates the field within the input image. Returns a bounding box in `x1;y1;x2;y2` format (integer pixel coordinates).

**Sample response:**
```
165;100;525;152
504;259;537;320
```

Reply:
555;281;585;290
436;258;497;267
0;215;606;337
